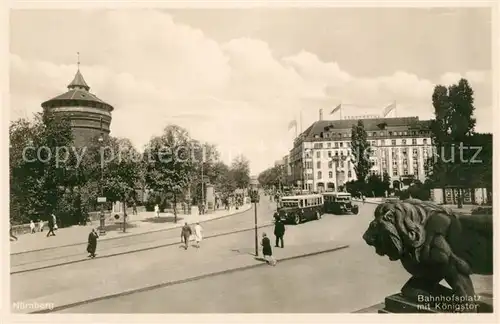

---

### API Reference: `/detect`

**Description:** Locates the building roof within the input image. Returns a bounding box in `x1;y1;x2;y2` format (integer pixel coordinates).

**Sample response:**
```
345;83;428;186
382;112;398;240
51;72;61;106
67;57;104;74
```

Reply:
41;69;114;111
68;69;90;91
300;117;431;141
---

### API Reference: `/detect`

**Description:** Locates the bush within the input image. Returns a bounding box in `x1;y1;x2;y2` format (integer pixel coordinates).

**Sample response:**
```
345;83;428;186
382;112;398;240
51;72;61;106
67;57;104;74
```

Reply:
471;206;493;215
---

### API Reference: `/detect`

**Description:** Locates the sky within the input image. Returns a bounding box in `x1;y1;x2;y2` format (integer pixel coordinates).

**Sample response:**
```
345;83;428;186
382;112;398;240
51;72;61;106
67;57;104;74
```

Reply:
9;8;493;174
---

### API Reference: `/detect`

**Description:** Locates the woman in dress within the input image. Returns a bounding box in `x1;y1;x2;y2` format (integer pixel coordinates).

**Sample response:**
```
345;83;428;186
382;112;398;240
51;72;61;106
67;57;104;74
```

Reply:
194;222;203;248
261;233;276;266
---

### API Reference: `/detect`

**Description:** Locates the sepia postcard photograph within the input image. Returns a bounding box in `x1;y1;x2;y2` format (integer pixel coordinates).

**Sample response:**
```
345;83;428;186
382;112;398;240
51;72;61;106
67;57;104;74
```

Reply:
5;1;497;321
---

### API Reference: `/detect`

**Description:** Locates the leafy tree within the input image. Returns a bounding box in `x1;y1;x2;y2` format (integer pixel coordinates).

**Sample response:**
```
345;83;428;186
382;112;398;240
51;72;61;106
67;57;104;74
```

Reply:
428;79;481;207
143;125;194;223
211;161;235;197
350;120;373;189
230;154;250;189
9;112;74;224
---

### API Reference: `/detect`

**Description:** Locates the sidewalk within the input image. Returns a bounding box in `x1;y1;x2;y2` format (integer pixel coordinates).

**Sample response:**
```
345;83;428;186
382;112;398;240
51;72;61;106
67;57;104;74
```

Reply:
10;204;252;254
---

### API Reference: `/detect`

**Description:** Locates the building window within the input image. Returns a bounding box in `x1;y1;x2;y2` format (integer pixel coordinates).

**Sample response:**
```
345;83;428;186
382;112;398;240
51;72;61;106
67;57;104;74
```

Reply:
404;170;408;175
389;131;393;136
317;161;321;169
423;139;428;145
391;139;396;146
329;171;333;178
316;151;320;158
335;151;339;156
335;142;339;148
372;141;376;146
348;171;352;178
402;139;407;145
346;142;350;147
328;161;333;168
340;151;344;156
381;139;386;145
403;131;408;136
412;138;417;145
328;151;332;157
327;142;331;148
317;171;322;179
340;142;343;148
393;170;398;176
340;161;345;168
413;148;418;156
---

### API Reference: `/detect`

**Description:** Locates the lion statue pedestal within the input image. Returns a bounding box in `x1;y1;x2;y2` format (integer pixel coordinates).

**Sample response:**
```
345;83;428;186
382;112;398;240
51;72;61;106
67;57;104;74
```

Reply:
362;199;493;313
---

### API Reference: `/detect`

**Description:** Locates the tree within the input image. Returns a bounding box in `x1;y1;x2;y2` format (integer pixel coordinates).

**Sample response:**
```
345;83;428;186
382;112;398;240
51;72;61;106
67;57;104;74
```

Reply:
428;79;479;207
448;79;476;141
230;155;250;189
212;161;236;196
143;125;195;223
9;111;74;224
350;120;373;188
82;136;142;226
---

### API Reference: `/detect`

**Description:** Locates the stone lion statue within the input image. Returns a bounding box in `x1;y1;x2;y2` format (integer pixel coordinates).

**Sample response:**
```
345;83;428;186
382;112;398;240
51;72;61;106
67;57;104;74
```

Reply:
363;198;492;304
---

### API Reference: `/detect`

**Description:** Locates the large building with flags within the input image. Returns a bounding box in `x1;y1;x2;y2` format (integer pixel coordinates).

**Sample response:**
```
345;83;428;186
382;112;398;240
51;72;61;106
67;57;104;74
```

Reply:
287;112;433;192
41;62;113;147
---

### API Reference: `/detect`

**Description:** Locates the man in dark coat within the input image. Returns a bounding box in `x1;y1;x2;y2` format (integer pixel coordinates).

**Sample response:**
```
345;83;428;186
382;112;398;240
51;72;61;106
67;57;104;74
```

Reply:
274;218;285;248
87;228;99;258
180;222;192;250
46;215;56;237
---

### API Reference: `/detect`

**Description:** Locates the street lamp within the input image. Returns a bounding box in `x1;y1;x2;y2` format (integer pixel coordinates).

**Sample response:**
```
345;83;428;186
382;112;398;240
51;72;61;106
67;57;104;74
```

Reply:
250;178;259;257
98;118;106;235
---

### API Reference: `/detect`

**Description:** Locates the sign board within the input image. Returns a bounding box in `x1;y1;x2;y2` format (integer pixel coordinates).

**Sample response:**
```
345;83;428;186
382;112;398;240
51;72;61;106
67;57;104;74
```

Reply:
97;197;107;203
250;190;260;203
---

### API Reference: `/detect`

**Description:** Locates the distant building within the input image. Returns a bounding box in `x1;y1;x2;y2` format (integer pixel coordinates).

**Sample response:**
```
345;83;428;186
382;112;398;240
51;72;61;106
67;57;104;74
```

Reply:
41;66;113;147
288;116;433;192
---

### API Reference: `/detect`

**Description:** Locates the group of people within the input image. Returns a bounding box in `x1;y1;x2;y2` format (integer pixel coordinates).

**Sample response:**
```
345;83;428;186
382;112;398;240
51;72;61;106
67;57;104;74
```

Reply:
27;214;57;237
259;214;286;266
180;222;204;249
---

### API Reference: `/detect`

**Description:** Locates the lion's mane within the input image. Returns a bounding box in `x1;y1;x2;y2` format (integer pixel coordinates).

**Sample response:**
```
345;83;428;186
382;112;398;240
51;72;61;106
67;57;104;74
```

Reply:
372;198;455;261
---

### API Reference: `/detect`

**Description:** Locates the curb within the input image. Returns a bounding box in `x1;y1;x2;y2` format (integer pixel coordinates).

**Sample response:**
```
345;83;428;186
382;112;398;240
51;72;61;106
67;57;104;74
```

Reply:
11;204;253;256
11;220;274;275
29;244;349;314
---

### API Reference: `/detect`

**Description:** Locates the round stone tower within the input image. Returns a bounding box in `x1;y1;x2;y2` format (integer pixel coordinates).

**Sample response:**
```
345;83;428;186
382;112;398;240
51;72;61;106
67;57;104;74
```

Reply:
41;67;113;147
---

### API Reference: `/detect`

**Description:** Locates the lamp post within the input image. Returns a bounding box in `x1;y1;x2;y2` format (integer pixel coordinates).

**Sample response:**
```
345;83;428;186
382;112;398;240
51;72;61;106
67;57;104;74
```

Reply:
98;118;106;236
250;178;259;257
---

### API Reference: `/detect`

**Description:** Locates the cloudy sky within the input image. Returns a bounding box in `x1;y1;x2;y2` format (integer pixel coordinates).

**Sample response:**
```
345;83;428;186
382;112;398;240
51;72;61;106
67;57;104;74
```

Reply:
10;8;492;174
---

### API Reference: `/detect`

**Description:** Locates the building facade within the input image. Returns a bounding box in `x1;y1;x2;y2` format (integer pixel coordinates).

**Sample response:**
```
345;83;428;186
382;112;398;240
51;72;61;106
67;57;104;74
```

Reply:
41;68;114;147
288;117;433;192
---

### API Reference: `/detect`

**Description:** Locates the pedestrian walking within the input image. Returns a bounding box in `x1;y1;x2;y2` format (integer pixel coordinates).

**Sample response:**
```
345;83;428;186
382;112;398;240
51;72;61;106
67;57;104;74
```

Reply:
30;220;36;234
87;228;99;258
180;222;192;250
154;204;160;217
132;201;137;215
10;222;18;241
38;219;44;232
274;218;285;248
53;214;58;231
261;233;277;266
194;222;203;248
46;215;56;237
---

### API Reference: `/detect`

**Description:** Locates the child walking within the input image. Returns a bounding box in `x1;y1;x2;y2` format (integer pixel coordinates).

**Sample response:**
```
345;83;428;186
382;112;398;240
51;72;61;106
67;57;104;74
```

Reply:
261;233;277;266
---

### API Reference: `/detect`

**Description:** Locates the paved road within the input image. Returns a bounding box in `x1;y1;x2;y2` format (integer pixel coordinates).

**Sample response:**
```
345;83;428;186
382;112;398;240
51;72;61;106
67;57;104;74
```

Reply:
12;201;374;311
11;201;275;272
56;241;408;313
55;206;493;313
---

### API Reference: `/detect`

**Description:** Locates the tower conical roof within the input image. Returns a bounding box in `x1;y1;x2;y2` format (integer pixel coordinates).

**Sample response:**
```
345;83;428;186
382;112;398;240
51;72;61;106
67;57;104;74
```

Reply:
67;69;90;91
